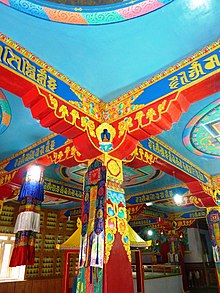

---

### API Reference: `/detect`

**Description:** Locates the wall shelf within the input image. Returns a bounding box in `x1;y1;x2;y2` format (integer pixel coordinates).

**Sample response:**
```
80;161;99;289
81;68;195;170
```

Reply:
0;203;78;280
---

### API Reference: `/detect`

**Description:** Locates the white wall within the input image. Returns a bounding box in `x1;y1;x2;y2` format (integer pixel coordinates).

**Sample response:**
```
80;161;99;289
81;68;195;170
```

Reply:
199;228;213;262
184;228;204;263
133;275;183;293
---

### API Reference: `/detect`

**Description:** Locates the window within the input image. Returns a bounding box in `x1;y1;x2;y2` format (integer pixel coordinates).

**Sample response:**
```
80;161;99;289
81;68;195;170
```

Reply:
0;234;25;281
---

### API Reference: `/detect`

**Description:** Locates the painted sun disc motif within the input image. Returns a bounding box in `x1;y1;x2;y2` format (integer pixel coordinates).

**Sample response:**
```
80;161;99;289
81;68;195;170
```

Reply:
107;159;121;177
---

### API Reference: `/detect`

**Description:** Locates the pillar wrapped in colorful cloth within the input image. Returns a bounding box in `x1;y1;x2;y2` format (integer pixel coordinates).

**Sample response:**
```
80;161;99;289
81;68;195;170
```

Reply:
10;165;44;267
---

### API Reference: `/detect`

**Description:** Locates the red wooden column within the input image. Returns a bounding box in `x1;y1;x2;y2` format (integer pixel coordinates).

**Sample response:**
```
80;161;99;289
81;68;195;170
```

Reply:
62;251;71;293
134;250;145;293
76;156;134;293
103;154;134;293
62;250;80;293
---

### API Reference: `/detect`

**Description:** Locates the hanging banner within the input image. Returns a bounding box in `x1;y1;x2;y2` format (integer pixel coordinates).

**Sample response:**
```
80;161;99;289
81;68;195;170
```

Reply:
44;178;83;200
0;38;81;102
141;208;169;219
133;41;220;105
142;137;209;183
129;218;158;227
64;207;82;218
179;210;206;219
3;134;67;172
126;186;189;205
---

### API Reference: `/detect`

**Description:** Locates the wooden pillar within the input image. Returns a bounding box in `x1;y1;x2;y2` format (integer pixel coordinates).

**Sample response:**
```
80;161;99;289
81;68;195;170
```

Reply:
76;156;134;293
134;250;145;293
62;251;70;293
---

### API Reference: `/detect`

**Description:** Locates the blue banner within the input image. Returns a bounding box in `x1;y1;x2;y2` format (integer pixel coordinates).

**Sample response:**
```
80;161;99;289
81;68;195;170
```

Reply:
4;135;67;172
129;218;157;227
142;138;208;183
134;44;220;105
44;178;83;200
0;41;81;102
142;208;169;219
126;186;189;205
180;210;206;219
64;207;82;218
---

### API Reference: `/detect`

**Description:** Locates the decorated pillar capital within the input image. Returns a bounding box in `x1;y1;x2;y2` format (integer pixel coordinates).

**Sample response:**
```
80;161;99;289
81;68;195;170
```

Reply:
202;182;220;204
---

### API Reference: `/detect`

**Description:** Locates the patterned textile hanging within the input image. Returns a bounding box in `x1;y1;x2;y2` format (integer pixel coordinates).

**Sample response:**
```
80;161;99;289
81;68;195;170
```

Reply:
10;165;44;267
77;160;105;292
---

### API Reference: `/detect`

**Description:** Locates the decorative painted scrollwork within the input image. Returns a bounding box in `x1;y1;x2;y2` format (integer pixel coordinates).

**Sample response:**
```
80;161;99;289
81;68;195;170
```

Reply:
0;170;17;186
189;196;203;207
105;203;117;263
48;93;80;126
134;111;144;127
47;143;86;164
146;108;156;122
118;117;133;137
201;183;220;201
70;109;80;125
40;89;98;139
81;116;96;137
0;0;173;25
105;191;131;264
158;100;167;114
134;144;158;165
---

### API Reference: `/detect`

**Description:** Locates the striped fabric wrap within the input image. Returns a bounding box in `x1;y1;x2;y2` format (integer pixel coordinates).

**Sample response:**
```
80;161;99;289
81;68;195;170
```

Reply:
10;182;44;267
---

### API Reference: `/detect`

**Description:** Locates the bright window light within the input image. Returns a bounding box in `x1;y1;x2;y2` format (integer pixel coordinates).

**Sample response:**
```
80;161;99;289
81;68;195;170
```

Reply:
11;266;25;280
1;244;11;277
174;194;183;205
0;236;8;240
0;233;26;281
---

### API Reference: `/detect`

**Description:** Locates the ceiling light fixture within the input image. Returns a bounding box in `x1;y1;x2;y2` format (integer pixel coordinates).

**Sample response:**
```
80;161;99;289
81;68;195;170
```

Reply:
147;230;153;236
26;165;42;182
174;194;183;205
173;171;183;205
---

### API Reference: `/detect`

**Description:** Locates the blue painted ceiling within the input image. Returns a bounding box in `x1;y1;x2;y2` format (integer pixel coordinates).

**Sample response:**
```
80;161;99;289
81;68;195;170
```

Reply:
0;90;52;161
0;0;220;213
157;92;220;175
1;0;220;100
